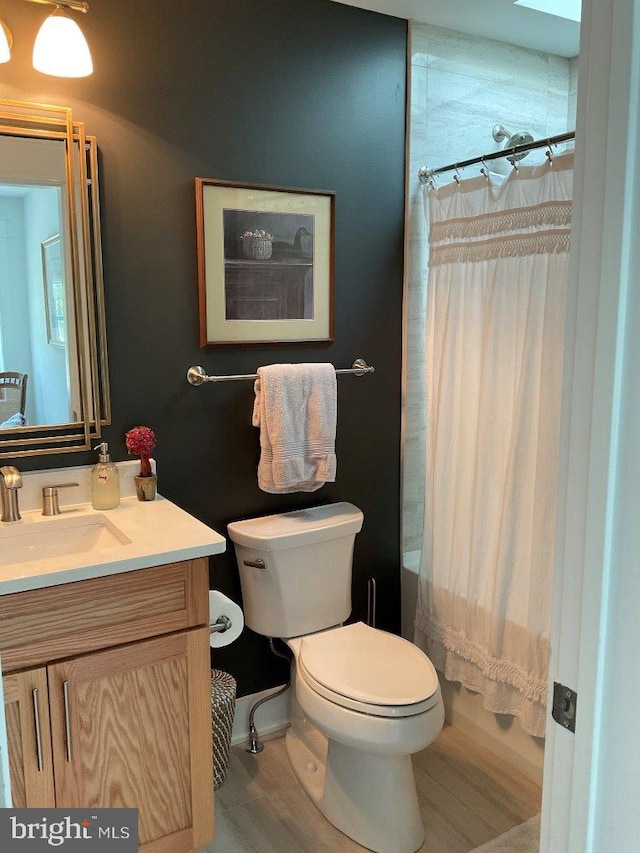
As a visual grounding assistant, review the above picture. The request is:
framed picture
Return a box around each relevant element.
[195,178,335,345]
[41,234,66,348]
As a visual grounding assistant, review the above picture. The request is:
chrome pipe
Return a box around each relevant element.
[245,640,291,754]
[367,577,377,629]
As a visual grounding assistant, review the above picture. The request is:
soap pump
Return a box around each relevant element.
[91,441,120,510]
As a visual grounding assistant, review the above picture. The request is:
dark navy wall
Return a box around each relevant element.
[2,0,407,697]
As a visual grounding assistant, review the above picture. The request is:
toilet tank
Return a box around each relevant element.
[228,502,364,639]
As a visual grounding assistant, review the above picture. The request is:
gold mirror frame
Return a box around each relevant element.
[0,99,110,458]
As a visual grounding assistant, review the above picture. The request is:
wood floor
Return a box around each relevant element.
[203,724,541,853]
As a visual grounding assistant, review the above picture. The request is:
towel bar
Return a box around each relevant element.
[186,358,375,385]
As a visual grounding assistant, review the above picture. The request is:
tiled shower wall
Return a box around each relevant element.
[402,23,578,557]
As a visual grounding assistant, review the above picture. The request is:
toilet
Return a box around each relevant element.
[228,502,444,853]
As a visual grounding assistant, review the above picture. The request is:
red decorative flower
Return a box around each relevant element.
[125,426,156,477]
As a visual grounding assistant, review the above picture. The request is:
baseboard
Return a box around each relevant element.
[231,685,291,747]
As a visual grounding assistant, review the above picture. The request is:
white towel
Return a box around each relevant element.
[252,363,337,493]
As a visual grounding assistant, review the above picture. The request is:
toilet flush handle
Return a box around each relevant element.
[243,558,266,570]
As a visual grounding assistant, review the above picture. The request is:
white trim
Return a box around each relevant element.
[231,685,291,747]
[542,0,640,849]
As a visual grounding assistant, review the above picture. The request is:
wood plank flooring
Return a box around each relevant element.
[203,724,541,853]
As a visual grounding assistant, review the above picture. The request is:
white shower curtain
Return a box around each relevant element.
[414,153,573,738]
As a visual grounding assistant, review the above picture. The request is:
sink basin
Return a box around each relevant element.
[0,514,132,568]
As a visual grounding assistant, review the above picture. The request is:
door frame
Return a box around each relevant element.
[542,0,640,849]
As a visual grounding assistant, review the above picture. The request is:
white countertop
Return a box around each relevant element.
[0,460,226,596]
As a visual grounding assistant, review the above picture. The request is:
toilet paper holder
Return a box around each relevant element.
[210,615,232,634]
[208,590,244,647]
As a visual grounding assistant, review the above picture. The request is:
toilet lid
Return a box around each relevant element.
[298,622,439,710]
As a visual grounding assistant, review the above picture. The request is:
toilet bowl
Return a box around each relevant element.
[284,622,444,853]
[227,503,444,853]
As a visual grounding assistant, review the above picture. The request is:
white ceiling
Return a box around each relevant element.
[330,0,581,58]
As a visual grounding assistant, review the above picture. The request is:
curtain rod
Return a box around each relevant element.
[418,130,576,184]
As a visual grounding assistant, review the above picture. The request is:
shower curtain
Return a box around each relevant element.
[414,153,573,738]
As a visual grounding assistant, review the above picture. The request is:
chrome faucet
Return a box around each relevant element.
[0,465,22,522]
[41,482,79,516]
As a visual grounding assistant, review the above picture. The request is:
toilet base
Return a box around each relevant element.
[286,727,425,853]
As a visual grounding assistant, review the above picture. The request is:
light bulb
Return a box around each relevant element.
[33,11,93,78]
[0,19,12,64]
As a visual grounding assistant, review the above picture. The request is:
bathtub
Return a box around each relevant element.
[401,549,544,784]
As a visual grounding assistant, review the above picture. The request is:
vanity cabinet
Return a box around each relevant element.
[3,667,55,808]
[1,558,214,853]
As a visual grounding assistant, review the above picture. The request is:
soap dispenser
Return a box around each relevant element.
[91,442,120,510]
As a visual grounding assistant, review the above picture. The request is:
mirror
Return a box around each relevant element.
[0,100,110,458]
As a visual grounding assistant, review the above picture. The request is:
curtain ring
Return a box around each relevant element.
[511,157,519,173]
[453,165,462,184]
[480,157,491,179]
[546,142,554,165]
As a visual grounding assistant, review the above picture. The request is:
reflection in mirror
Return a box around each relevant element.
[0,100,109,458]
[0,138,78,428]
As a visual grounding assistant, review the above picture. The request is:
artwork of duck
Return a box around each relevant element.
[273,226,313,259]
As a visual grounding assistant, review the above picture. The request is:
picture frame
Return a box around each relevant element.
[195,178,335,346]
[41,234,66,348]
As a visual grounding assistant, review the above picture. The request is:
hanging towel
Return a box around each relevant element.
[252,363,337,493]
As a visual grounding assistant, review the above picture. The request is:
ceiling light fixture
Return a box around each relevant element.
[30,0,92,77]
[12,0,93,77]
[0,18,13,64]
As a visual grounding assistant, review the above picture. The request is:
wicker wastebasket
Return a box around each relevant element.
[210,669,237,789]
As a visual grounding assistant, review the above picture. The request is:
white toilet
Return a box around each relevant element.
[228,502,444,853]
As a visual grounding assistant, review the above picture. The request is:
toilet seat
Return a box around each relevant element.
[296,622,441,718]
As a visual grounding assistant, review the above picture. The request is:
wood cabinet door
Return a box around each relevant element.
[48,629,214,853]
[3,668,55,807]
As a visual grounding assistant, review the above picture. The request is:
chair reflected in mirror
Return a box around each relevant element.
[0,372,28,428]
